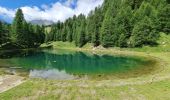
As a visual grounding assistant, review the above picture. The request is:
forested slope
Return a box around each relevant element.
[46,0,170,48]
[0,0,170,49]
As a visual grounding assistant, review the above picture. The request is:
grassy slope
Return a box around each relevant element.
[1,78,170,100]
[0,33,170,100]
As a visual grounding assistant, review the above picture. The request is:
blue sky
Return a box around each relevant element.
[0,0,76,9]
[0,0,103,22]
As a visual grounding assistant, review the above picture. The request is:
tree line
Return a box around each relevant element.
[0,0,170,49]
[0,9,45,49]
[46,0,170,48]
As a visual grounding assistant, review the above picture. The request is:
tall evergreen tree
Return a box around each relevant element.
[72,15,77,41]
[130,17,159,47]
[159,4,170,34]
[34,25,45,46]
[76,14,86,47]
[11,9,25,45]
[91,7,103,47]
[50,24,57,41]
[124,0,144,9]
[132,1,158,25]
[0,21,4,45]
[0,22,9,45]
[114,6,133,47]
[100,0,121,47]
[86,11,95,43]
[61,24,67,42]
[66,18,73,42]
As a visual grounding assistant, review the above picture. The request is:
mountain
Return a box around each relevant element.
[30,20,54,25]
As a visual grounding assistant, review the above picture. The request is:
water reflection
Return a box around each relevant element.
[0,49,155,79]
[29,69,75,80]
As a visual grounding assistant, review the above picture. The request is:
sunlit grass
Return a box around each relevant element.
[1,78,170,100]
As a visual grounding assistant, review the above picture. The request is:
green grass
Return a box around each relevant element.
[41,32,170,53]
[1,78,170,100]
[0,33,170,100]
[41,41,77,50]
[125,33,170,52]
[0,69,5,75]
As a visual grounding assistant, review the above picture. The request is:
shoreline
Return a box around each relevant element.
[0,43,169,95]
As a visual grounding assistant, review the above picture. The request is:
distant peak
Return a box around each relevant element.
[30,19,54,25]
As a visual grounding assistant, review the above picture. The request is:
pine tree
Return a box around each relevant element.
[66,25,72,42]
[72,15,77,41]
[130,17,159,47]
[0,21,11,48]
[34,25,45,46]
[22,21,30,47]
[61,24,67,42]
[100,0,121,47]
[0,21,4,45]
[159,4,170,34]
[77,20,86,47]
[66,18,73,42]
[11,9,25,45]
[114,6,133,47]
[86,11,95,43]
[76,14,86,47]
[50,24,57,41]
[124,0,144,9]
[91,7,103,47]
[132,1,158,25]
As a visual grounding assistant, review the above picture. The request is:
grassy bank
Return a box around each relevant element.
[0,33,170,100]
[1,78,170,100]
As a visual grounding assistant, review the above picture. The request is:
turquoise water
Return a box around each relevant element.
[0,49,156,80]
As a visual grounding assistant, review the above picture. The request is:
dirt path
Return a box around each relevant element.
[0,75,25,93]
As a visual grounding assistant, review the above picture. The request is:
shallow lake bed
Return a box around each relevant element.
[0,49,158,80]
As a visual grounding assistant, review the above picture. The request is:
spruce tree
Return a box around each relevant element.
[66,18,73,42]
[76,14,86,47]
[61,24,67,42]
[72,15,77,41]
[130,17,159,47]
[86,11,95,43]
[114,6,133,47]
[0,22,10,48]
[159,4,170,34]
[100,0,121,47]
[132,1,158,25]
[0,21,4,45]
[34,25,45,46]
[124,0,144,9]
[50,24,57,41]
[91,7,103,47]
[77,20,86,47]
[11,9,25,45]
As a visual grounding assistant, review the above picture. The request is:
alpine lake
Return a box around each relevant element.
[0,49,157,80]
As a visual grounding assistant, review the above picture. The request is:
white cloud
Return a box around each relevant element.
[0,0,103,22]
[75,0,104,16]
[0,6,15,18]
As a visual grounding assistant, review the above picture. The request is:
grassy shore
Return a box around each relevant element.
[0,33,170,100]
